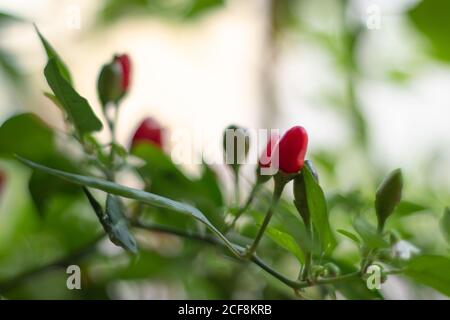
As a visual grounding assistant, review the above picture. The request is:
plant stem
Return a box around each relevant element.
[0,220,370,294]
[106,103,119,179]
[245,177,285,258]
[301,225,313,281]
[233,168,240,207]
[225,182,260,233]
[132,221,363,291]
[246,197,278,256]
[132,221,299,287]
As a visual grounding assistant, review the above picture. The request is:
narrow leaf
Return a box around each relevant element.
[44,58,103,136]
[29,155,81,215]
[0,12,23,24]
[337,229,361,244]
[266,227,304,263]
[83,188,137,253]
[18,157,242,257]
[302,164,336,253]
[0,113,54,161]
[353,217,389,249]
[440,207,450,244]
[43,91,63,110]
[105,195,138,253]
[375,169,403,231]
[405,255,450,297]
[82,187,105,220]
[395,201,427,217]
[35,24,72,84]
[0,47,23,85]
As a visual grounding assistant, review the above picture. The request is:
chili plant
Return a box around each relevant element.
[0,26,449,300]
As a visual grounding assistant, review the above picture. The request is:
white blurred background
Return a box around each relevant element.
[1,0,450,184]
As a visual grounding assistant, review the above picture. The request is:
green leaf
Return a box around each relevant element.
[29,155,81,215]
[273,199,314,255]
[408,1,450,63]
[40,193,100,246]
[18,157,241,257]
[105,195,138,253]
[133,144,225,229]
[198,164,223,208]
[0,12,24,29]
[266,227,304,263]
[0,113,55,161]
[184,0,225,19]
[99,0,224,24]
[43,92,63,110]
[0,47,23,85]
[405,255,450,297]
[301,164,336,253]
[44,58,103,137]
[440,207,450,244]
[83,188,137,253]
[337,229,361,244]
[34,24,72,84]
[97,62,123,107]
[395,201,427,217]
[353,217,389,249]
[132,144,191,188]
[83,187,104,219]
[375,169,403,231]
[0,114,83,217]
[328,190,367,213]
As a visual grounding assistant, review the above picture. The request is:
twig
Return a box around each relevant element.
[132,221,363,291]
[225,182,260,233]
[0,220,365,295]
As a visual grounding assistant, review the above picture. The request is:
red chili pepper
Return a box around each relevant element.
[98,54,132,107]
[259,133,279,168]
[275,126,308,174]
[131,117,164,149]
[114,54,131,92]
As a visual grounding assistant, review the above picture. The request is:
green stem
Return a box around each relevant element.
[132,221,301,288]
[225,182,260,233]
[360,247,375,273]
[245,176,285,257]
[301,225,313,281]
[106,103,119,177]
[0,219,372,294]
[233,168,240,207]
[132,221,363,290]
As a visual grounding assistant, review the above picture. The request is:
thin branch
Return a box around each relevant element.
[132,221,364,291]
[0,220,365,295]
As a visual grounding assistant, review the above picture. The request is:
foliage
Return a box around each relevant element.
[98,0,225,24]
[1,1,450,300]
[0,12,24,87]
[408,0,450,63]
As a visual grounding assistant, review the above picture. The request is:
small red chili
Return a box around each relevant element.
[131,117,164,149]
[274,126,308,174]
[114,54,131,92]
